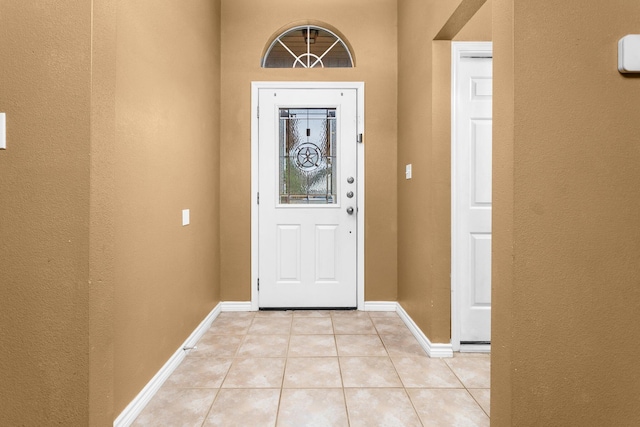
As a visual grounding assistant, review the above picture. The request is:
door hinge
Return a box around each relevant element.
[257,192,260,204]
[357,133,363,144]
[257,106,259,118]
[257,278,260,291]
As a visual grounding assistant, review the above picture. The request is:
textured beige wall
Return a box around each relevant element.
[397,0,490,342]
[0,1,92,425]
[492,0,640,424]
[90,2,117,424]
[0,1,222,423]
[491,0,514,423]
[111,0,222,415]
[220,0,398,302]
[454,0,492,41]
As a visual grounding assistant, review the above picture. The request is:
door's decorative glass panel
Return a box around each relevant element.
[262,25,354,68]
[294,143,322,171]
[279,108,337,204]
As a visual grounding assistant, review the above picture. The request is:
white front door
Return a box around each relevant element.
[257,87,359,308]
[452,43,493,347]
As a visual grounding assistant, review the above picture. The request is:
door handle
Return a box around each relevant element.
[346,207,354,215]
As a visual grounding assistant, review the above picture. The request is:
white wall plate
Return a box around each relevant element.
[618,35,640,73]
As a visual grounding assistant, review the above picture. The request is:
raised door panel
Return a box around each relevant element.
[276,225,301,283]
[470,233,491,306]
[315,225,338,282]
[471,120,492,207]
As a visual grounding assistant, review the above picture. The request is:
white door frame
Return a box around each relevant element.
[451,42,492,352]
[251,81,365,311]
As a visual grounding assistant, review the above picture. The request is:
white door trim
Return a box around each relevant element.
[251,81,365,311]
[451,43,492,351]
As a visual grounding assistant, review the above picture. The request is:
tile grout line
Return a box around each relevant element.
[197,314,252,426]
[374,312,425,427]
[467,388,490,419]
[274,318,293,427]
[336,316,351,427]
[198,387,220,427]
[442,358,491,420]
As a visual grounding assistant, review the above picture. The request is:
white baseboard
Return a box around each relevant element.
[395,303,454,358]
[363,301,398,311]
[113,303,222,427]
[220,301,253,312]
[364,301,454,357]
[460,343,491,353]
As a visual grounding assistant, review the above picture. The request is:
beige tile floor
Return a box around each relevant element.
[133,310,490,427]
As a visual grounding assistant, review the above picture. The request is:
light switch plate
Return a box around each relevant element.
[182,209,190,226]
[618,35,640,73]
[0,113,6,150]
[405,164,412,180]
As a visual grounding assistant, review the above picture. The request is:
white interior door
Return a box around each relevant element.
[452,43,493,347]
[258,88,358,308]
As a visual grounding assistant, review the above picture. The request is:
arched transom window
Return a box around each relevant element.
[262,25,354,68]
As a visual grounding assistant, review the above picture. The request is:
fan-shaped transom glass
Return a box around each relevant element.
[262,25,354,68]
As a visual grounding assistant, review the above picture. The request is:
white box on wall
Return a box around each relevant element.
[0,113,6,150]
[618,35,640,73]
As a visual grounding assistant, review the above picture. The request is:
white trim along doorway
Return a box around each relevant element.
[251,82,365,311]
[451,42,493,352]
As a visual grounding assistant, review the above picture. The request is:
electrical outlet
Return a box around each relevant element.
[405,164,412,180]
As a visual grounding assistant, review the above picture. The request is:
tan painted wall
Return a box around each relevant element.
[220,0,398,302]
[491,1,514,423]
[0,2,92,425]
[397,0,491,342]
[90,2,118,423]
[492,0,640,424]
[111,0,222,416]
[454,0,492,41]
[0,1,221,423]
